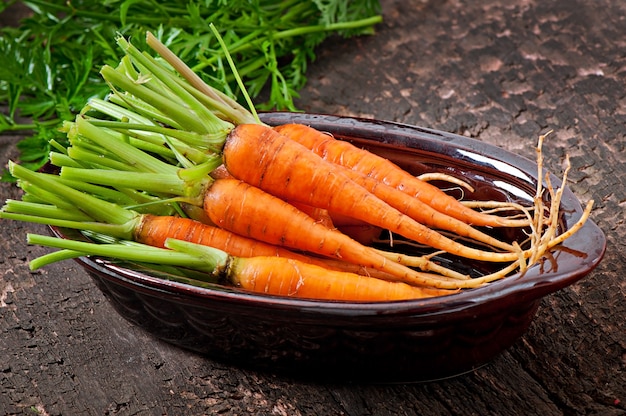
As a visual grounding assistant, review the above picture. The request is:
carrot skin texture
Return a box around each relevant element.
[288,201,335,228]
[203,178,452,282]
[228,256,451,301]
[335,166,516,251]
[134,214,401,280]
[135,214,322,264]
[274,123,527,228]
[223,124,519,262]
[336,224,383,245]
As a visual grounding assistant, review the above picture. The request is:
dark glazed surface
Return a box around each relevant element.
[1,0,624,414]
[46,114,604,383]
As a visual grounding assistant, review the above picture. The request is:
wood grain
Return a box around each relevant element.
[1,0,624,414]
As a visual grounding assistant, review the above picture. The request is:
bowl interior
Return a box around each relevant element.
[52,113,606,382]
[59,112,605,315]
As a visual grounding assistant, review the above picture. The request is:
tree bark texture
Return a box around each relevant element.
[1,0,624,415]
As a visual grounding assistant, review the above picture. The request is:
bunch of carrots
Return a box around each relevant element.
[0,28,594,302]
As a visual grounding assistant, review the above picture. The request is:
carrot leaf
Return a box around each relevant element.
[26,233,217,273]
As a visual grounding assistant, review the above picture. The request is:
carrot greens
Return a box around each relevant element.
[0,22,594,301]
[0,0,382,179]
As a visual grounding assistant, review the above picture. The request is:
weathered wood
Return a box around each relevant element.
[1,0,624,414]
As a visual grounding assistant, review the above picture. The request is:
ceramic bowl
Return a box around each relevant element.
[52,113,605,382]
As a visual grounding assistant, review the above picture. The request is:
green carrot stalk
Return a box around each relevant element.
[1,158,208,237]
[85,96,214,166]
[60,167,205,202]
[27,234,222,274]
[69,117,180,175]
[64,147,141,172]
[4,162,139,234]
[87,120,225,155]
[101,43,235,137]
[95,34,258,155]
[3,200,93,222]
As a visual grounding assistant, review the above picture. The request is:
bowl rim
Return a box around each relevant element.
[56,113,606,319]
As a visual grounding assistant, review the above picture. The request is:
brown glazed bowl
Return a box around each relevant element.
[52,113,606,383]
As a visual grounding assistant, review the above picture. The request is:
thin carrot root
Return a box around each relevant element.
[417,172,476,193]
[375,249,470,280]
[459,200,539,227]
[424,132,594,289]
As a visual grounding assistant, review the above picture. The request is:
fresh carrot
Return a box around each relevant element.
[136,214,405,279]
[0,163,334,268]
[227,255,449,301]
[97,35,525,259]
[274,123,530,228]
[223,123,524,263]
[1,32,594,298]
[56,114,473,281]
[53,164,470,284]
[25,234,452,301]
[140,33,532,248]
[134,213,402,281]
[5,161,465,287]
[332,161,519,251]
[83,35,592,286]
[202,178,470,284]
[286,201,336,229]
[135,214,324,263]
[139,31,560,259]
[113,36,529,236]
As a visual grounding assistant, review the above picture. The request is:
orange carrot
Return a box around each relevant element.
[227,255,451,301]
[134,213,396,278]
[5,161,411,282]
[138,213,382,273]
[135,214,317,261]
[203,178,472,286]
[329,163,517,251]
[274,123,530,228]
[287,201,336,229]
[28,231,451,301]
[139,213,459,283]
[222,124,522,263]
[296,206,385,243]
[335,223,383,245]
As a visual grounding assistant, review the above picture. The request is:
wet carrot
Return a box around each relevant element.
[274,123,530,228]
[222,124,522,263]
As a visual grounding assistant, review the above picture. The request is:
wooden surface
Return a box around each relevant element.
[1,0,624,414]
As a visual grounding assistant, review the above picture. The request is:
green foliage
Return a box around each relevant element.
[0,0,382,180]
